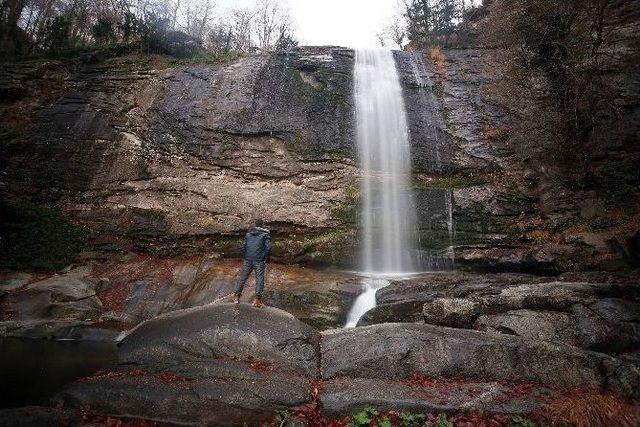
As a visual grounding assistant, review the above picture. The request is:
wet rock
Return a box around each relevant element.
[319,377,558,417]
[0,319,118,340]
[589,298,640,323]
[265,288,353,330]
[358,300,425,326]
[90,255,358,327]
[475,309,578,344]
[0,272,32,291]
[422,281,619,328]
[3,274,102,321]
[0,406,74,427]
[320,323,640,398]
[54,360,311,426]
[119,303,321,376]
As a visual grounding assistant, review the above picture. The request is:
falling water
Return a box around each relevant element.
[355,49,418,275]
[345,49,419,327]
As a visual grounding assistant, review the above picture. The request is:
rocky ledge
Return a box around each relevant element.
[0,253,361,338]
[360,271,640,363]
[1,302,624,425]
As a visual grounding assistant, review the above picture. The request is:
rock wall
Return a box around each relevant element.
[1,48,359,265]
[1,45,638,271]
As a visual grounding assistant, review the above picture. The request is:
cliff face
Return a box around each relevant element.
[1,46,638,271]
[1,48,359,265]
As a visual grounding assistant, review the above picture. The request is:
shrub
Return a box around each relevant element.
[0,198,85,271]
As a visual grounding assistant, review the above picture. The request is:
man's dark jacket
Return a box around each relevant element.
[241,227,272,262]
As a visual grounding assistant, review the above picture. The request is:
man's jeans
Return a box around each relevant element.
[234,260,266,297]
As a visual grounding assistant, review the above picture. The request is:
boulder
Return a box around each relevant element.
[422,281,618,328]
[0,272,32,291]
[119,303,321,376]
[54,360,312,426]
[474,309,578,345]
[589,298,640,323]
[3,274,102,321]
[358,301,425,326]
[320,323,640,398]
[0,319,118,340]
[0,406,74,427]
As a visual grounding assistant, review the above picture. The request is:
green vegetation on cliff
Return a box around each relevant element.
[0,199,85,271]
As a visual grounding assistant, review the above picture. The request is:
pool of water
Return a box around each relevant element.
[0,337,117,408]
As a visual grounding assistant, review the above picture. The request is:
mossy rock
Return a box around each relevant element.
[414,173,486,189]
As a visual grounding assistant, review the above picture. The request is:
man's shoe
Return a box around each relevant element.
[252,296,264,308]
[233,294,241,304]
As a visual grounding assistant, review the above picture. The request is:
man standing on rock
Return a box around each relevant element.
[233,220,272,307]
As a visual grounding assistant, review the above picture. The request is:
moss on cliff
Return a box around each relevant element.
[415,172,486,189]
[0,199,85,271]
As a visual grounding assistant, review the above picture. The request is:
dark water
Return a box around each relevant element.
[0,337,117,408]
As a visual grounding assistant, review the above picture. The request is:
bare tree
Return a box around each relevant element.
[253,0,292,51]
[230,7,253,52]
[384,15,407,48]
[183,0,214,40]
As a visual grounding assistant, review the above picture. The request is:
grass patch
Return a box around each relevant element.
[0,199,85,271]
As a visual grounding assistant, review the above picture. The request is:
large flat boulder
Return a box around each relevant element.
[53,360,312,426]
[320,323,640,398]
[119,303,321,376]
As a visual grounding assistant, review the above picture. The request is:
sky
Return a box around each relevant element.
[217,0,401,48]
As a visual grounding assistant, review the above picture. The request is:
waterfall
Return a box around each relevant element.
[345,49,418,328]
[355,49,418,275]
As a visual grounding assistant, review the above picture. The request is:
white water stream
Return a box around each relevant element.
[345,49,419,327]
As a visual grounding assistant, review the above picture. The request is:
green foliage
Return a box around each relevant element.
[0,199,85,271]
[351,406,378,426]
[378,416,393,427]
[435,414,453,427]
[92,18,116,44]
[400,410,426,427]
[414,173,486,189]
[276,409,292,422]
[510,414,536,427]
[44,16,72,55]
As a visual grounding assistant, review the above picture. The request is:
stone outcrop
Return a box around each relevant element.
[320,323,640,398]
[55,360,312,426]
[48,301,640,425]
[421,280,640,354]
[359,272,640,361]
[118,304,321,375]
[0,253,360,337]
[2,269,102,321]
